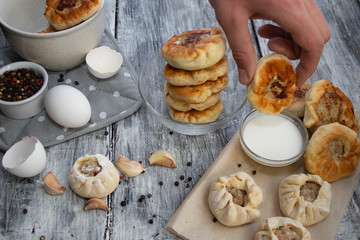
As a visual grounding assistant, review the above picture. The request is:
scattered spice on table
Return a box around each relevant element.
[74,81,79,85]
[174,181,179,186]
[186,162,192,167]
[159,181,163,186]
[187,177,192,182]
[0,68,44,102]
[148,219,154,224]
[40,236,46,240]
[180,175,185,180]
[212,217,217,223]
[147,194,152,198]
[252,170,257,175]
[237,163,242,168]
[169,131,173,135]
[120,201,126,207]
[27,178,33,184]
[185,183,190,188]
[23,209,28,214]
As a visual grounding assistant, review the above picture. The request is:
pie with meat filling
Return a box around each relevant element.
[285,83,311,118]
[165,74,228,104]
[247,54,297,114]
[163,56,229,86]
[303,79,359,132]
[208,171,263,226]
[161,27,227,70]
[68,154,119,198]
[279,173,331,226]
[45,0,102,30]
[168,99,223,123]
[164,83,221,112]
[304,122,360,182]
[255,217,311,240]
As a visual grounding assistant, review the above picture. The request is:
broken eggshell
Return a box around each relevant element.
[86,46,123,79]
[2,137,46,177]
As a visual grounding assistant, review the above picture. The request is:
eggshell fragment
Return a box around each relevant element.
[2,137,46,177]
[86,46,123,79]
[45,85,91,128]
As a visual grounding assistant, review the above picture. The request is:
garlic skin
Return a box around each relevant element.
[115,155,144,177]
[84,198,109,212]
[43,171,66,195]
[149,150,176,168]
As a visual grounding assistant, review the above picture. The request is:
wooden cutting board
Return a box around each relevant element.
[165,129,360,240]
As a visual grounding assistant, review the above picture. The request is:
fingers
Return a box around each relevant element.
[303,0,331,43]
[210,0,258,85]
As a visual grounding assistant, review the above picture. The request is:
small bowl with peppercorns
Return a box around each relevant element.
[0,61,48,119]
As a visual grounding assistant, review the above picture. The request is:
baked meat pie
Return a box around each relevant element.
[45,0,102,30]
[163,56,229,86]
[161,27,227,70]
[165,74,228,104]
[168,99,223,123]
[304,122,360,182]
[279,173,331,226]
[285,83,311,118]
[255,217,311,240]
[208,171,263,226]
[69,154,119,198]
[303,79,359,132]
[247,54,297,114]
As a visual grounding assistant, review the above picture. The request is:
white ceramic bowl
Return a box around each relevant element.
[239,110,309,167]
[138,52,247,135]
[0,61,48,119]
[0,0,105,71]
[86,46,123,79]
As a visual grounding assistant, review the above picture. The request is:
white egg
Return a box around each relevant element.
[2,137,46,177]
[45,85,91,128]
[86,46,123,79]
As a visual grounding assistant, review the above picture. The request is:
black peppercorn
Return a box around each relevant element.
[174,181,179,186]
[120,201,126,207]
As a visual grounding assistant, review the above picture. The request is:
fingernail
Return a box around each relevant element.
[238,68,250,85]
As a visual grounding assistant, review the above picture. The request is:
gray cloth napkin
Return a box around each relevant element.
[0,29,142,152]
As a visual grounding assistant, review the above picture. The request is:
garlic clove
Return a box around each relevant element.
[84,198,109,212]
[115,155,144,177]
[149,150,176,168]
[43,171,66,195]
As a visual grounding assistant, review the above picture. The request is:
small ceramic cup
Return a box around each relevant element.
[0,61,48,119]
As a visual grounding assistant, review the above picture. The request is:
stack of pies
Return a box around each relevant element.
[161,27,228,123]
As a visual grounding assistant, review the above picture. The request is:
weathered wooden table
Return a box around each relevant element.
[1,0,359,239]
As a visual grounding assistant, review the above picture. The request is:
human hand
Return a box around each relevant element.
[209,0,331,86]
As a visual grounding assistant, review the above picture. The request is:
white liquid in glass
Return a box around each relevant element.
[243,114,304,160]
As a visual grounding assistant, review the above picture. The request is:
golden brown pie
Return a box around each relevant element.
[247,54,297,114]
[164,83,221,111]
[279,173,331,226]
[208,171,263,226]
[68,154,119,198]
[45,0,102,30]
[163,56,229,86]
[303,80,359,132]
[161,27,227,70]
[304,122,360,182]
[255,217,311,240]
[166,74,228,104]
[168,99,223,123]
[285,83,311,118]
